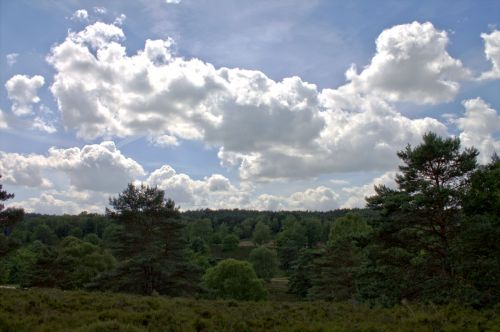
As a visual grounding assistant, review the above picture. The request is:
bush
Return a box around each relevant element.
[222,234,239,252]
[249,247,278,281]
[203,259,267,300]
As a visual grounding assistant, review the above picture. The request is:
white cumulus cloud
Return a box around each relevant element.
[479,30,500,80]
[145,165,249,210]
[252,186,340,211]
[46,22,451,181]
[344,21,469,104]
[0,141,145,193]
[456,98,500,163]
[5,75,45,116]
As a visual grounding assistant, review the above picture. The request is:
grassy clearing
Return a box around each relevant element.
[0,288,498,331]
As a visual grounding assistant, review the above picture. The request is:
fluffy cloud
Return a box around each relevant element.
[148,134,179,147]
[0,151,52,188]
[71,9,88,22]
[480,30,500,80]
[165,0,181,4]
[456,98,500,163]
[14,190,104,215]
[49,141,145,192]
[253,186,340,211]
[344,22,468,104]
[145,165,249,209]
[0,142,145,192]
[341,171,397,209]
[5,75,45,116]
[47,22,451,181]
[6,53,18,66]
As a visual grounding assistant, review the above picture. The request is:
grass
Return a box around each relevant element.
[0,288,499,331]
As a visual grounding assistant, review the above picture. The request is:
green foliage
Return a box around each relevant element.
[210,232,222,245]
[68,226,83,238]
[190,236,208,254]
[364,132,487,306]
[304,217,322,247]
[0,247,36,284]
[203,259,267,300]
[188,218,213,242]
[33,224,57,245]
[222,234,239,252]
[252,220,271,245]
[450,215,500,307]
[463,156,500,217]
[24,236,116,289]
[97,184,199,296]
[309,239,366,301]
[56,236,116,289]
[295,215,371,300]
[2,288,498,331]
[83,233,101,246]
[249,246,278,281]
[288,248,318,298]
[0,176,24,257]
[276,220,307,271]
[328,213,372,245]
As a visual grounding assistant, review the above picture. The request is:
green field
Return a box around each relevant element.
[0,288,498,331]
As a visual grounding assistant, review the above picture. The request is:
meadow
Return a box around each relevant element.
[0,287,499,331]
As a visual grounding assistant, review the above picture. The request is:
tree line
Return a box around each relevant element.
[0,132,498,307]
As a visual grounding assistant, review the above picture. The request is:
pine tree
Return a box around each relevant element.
[95,184,199,295]
[366,132,479,303]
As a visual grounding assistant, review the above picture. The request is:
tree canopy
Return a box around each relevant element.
[203,259,267,301]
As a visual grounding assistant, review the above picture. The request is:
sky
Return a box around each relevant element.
[0,0,499,214]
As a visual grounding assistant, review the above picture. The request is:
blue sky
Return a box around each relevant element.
[1,0,499,214]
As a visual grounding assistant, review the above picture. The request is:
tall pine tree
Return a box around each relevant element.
[365,132,479,303]
[94,184,199,295]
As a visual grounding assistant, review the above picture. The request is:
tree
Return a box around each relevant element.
[33,224,57,245]
[222,234,239,252]
[249,246,278,281]
[450,157,500,307]
[252,221,271,245]
[288,248,319,298]
[0,175,24,257]
[306,214,372,301]
[366,132,479,303]
[328,213,372,245]
[190,237,208,254]
[462,154,499,217]
[97,184,199,295]
[276,220,307,271]
[188,219,213,242]
[304,217,322,248]
[24,236,116,289]
[203,259,267,300]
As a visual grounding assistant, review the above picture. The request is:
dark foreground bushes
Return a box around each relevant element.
[0,288,498,331]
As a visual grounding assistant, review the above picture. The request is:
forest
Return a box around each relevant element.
[0,132,499,331]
